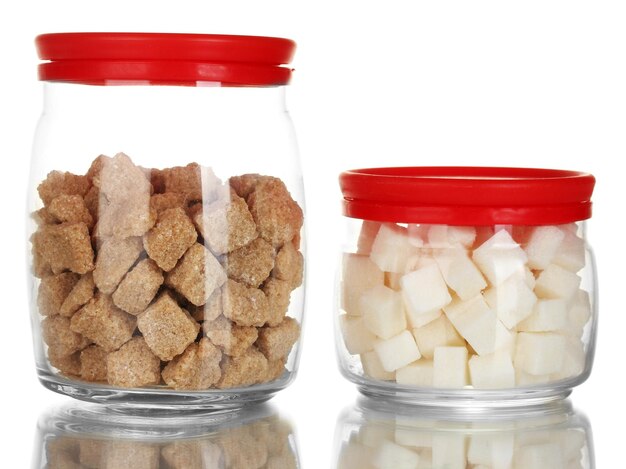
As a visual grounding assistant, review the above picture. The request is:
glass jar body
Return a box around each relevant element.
[28,82,306,408]
[335,218,596,406]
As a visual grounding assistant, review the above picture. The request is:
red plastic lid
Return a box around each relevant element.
[340,167,596,225]
[36,33,296,86]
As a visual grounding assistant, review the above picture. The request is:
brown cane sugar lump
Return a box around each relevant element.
[166,243,227,306]
[86,154,112,182]
[137,293,200,361]
[218,424,269,469]
[161,338,222,390]
[48,348,82,377]
[38,272,79,316]
[149,192,187,214]
[204,316,259,357]
[80,345,108,382]
[256,317,300,362]
[193,194,258,255]
[37,170,90,207]
[225,237,275,288]
[217,347,269,389]
[83,185,107,221]
[97,194,157,239]
[222,279,270,327]
[247,177,303,248]
[78,439,105,468]
[47,439,82,469]
[148,167,166,194]
[48,194,94,228]
[161,162,221,201]
[60,273,95,317]
[267,452,298,469]
[99,440,160,469]
[143,207,197,271]
[92,152,151,203]
[263,278,292,327]
[42,316,91,357]
[229,173,263,200]
[112,259,164,315]
[273,242,304,289]
[190,289,222,322]
[70,293,136,352]
[32,222,95,275]
[32,207,57,226]
[93,237,143,294]
[107,337,161,388]
[263,357,287,383]
[161,440,224,469]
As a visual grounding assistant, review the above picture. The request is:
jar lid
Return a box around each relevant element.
[339,167,595,225]
[35,33,295,86]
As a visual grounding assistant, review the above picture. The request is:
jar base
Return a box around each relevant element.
[38,368,288,411]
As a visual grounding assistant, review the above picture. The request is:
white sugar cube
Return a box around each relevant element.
[468,433,514,469]
[407,224,428,247]
[524,226,566,270]
[401,264,452,324]
[559,428,586,461]
[469,352,515,389]
[372,441,420,469]
[566,289,592,337]
[535,264,581,301]
[375,331,422,372]
[404,253,437,273]
[427,225,476,248]
[396,360,434,387]
[515,442,564,469]
[473,226,495,248]
[409,309,443,328]
[337,442,376,469]
[516,368,551,386]
[416,449,433,469]
[514,332,566,375]
[553,228,586,272]
[361,350,396,381]
[342,253,384,316]
[433,247,487,300]
[370,224,418,273]
[395,422,434,448]
[359,425,395,447]
[483,275,537,328]
[412,314,464,359]
[360,285,407,339]
[518,299,567,332]
[357,221,382,255]
[340,315,377,355]
[433,346,468,388]
[551,336,585,381]
[432,434,467,469]
[472,229,528,286]
[385,272,403,291]
[443,295,513,356]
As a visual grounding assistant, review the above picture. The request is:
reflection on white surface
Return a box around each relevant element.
[33,403,299,468]
[334,398,594,469]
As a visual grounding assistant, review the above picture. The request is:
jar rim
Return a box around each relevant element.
[339,166,595,225]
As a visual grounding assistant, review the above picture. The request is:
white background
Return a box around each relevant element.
[1,1,626,467]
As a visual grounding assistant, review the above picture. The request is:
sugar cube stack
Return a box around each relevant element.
[340,221,592,389]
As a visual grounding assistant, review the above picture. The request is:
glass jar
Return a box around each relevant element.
[34,403,299,468]
[28,33,305,408]
[336,167,596,406]
[334,398,594,469]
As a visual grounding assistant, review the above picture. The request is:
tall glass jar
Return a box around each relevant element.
[336,167,596,406]
[28,33,306,408]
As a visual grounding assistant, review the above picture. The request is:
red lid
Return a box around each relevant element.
[36,33,296,86]
[339,167,596,225]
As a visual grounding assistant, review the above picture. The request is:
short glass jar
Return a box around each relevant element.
[336,167,596,406]
[28,33,305,408]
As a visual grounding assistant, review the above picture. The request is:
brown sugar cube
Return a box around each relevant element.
[37,170,90,207]
[217,347,269,389]
[80,345,108,382]
[222,279,270,327]
[161,338,222,390]
[189,289,222,322]
[143,207,197,271]
[48,348,82,377]
[100,440,160,469]
[263,278,292,327]
[166,243,227,306]
[162,162,221,201]
[32,207,57,226]
[264,357,287,383]
[92,152,151,203]
[273,242,304,289]
[193,194,257,255]
[47,439,82,469]
[93,237,143,294]
[42,316,90,357]
[31,239,53,278]
[32,222,95,275]
[137,293,200,361]
[218,424,269,468]
[83,185,107,221]
[38,272,79,316]
[204,316,259,357]
[112,259,164,315]
[246,177,303,248]
[107,337,161,388]
[149,192,187,214]
[161,441,224,469]
[60,273,95,317]
[229,174,263,199]
[48,194,94,228]
[267,452,298,469]
[86,154,112,182]
[148,167,166,193]
[70,293,136,352]
[256,317,300,362]
[97,194,157,239]
[225,237,275,287]
[78,439,105,468]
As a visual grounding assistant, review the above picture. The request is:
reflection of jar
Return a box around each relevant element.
[34,403,299,468]
[28,33,305,407]
[336,167,597,405]
[334,398,594,469]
